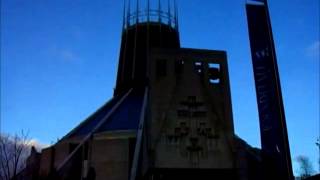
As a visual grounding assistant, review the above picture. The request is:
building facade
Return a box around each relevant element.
[26,1,271,180]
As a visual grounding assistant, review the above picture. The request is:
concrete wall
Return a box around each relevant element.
[53,141,70,169]
[90,132,135,180]
[39,147,54,177]
[148,48,236,169]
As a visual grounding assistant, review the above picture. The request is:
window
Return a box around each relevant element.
[208,63,220,84]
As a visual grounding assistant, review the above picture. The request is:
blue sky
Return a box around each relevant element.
[1,0,319,175]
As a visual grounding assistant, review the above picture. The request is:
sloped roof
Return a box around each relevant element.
[62,89,144,139]
[96,90,144,132]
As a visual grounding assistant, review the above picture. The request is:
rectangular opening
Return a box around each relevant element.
[208,63,220,84]
[209,79,220,84]
[208,63,220,69]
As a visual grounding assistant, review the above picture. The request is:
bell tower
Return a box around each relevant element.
[144,48,237,179]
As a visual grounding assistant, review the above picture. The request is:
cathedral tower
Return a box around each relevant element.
[115,0,180,95]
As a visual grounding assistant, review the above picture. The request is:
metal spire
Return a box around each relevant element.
[127,0,131,26]
[147,0,150,22]
[168,0,171,26]
[122,0,127,30]
[158,0,162,23]
[136,0,139,23]
[174,0,179,30]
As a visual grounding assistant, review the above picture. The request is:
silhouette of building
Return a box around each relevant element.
[22,1,293,180]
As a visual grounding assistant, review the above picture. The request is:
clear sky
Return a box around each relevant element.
[1,0,319,175]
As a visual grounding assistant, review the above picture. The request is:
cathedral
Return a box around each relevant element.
[22,1,293,180]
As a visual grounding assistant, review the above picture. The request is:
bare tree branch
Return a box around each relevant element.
[0,131,31,180]
[0,134,12,180]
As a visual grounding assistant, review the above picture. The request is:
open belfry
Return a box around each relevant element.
[31,0,293,180]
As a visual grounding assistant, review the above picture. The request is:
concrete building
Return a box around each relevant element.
[26,1,267,180]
